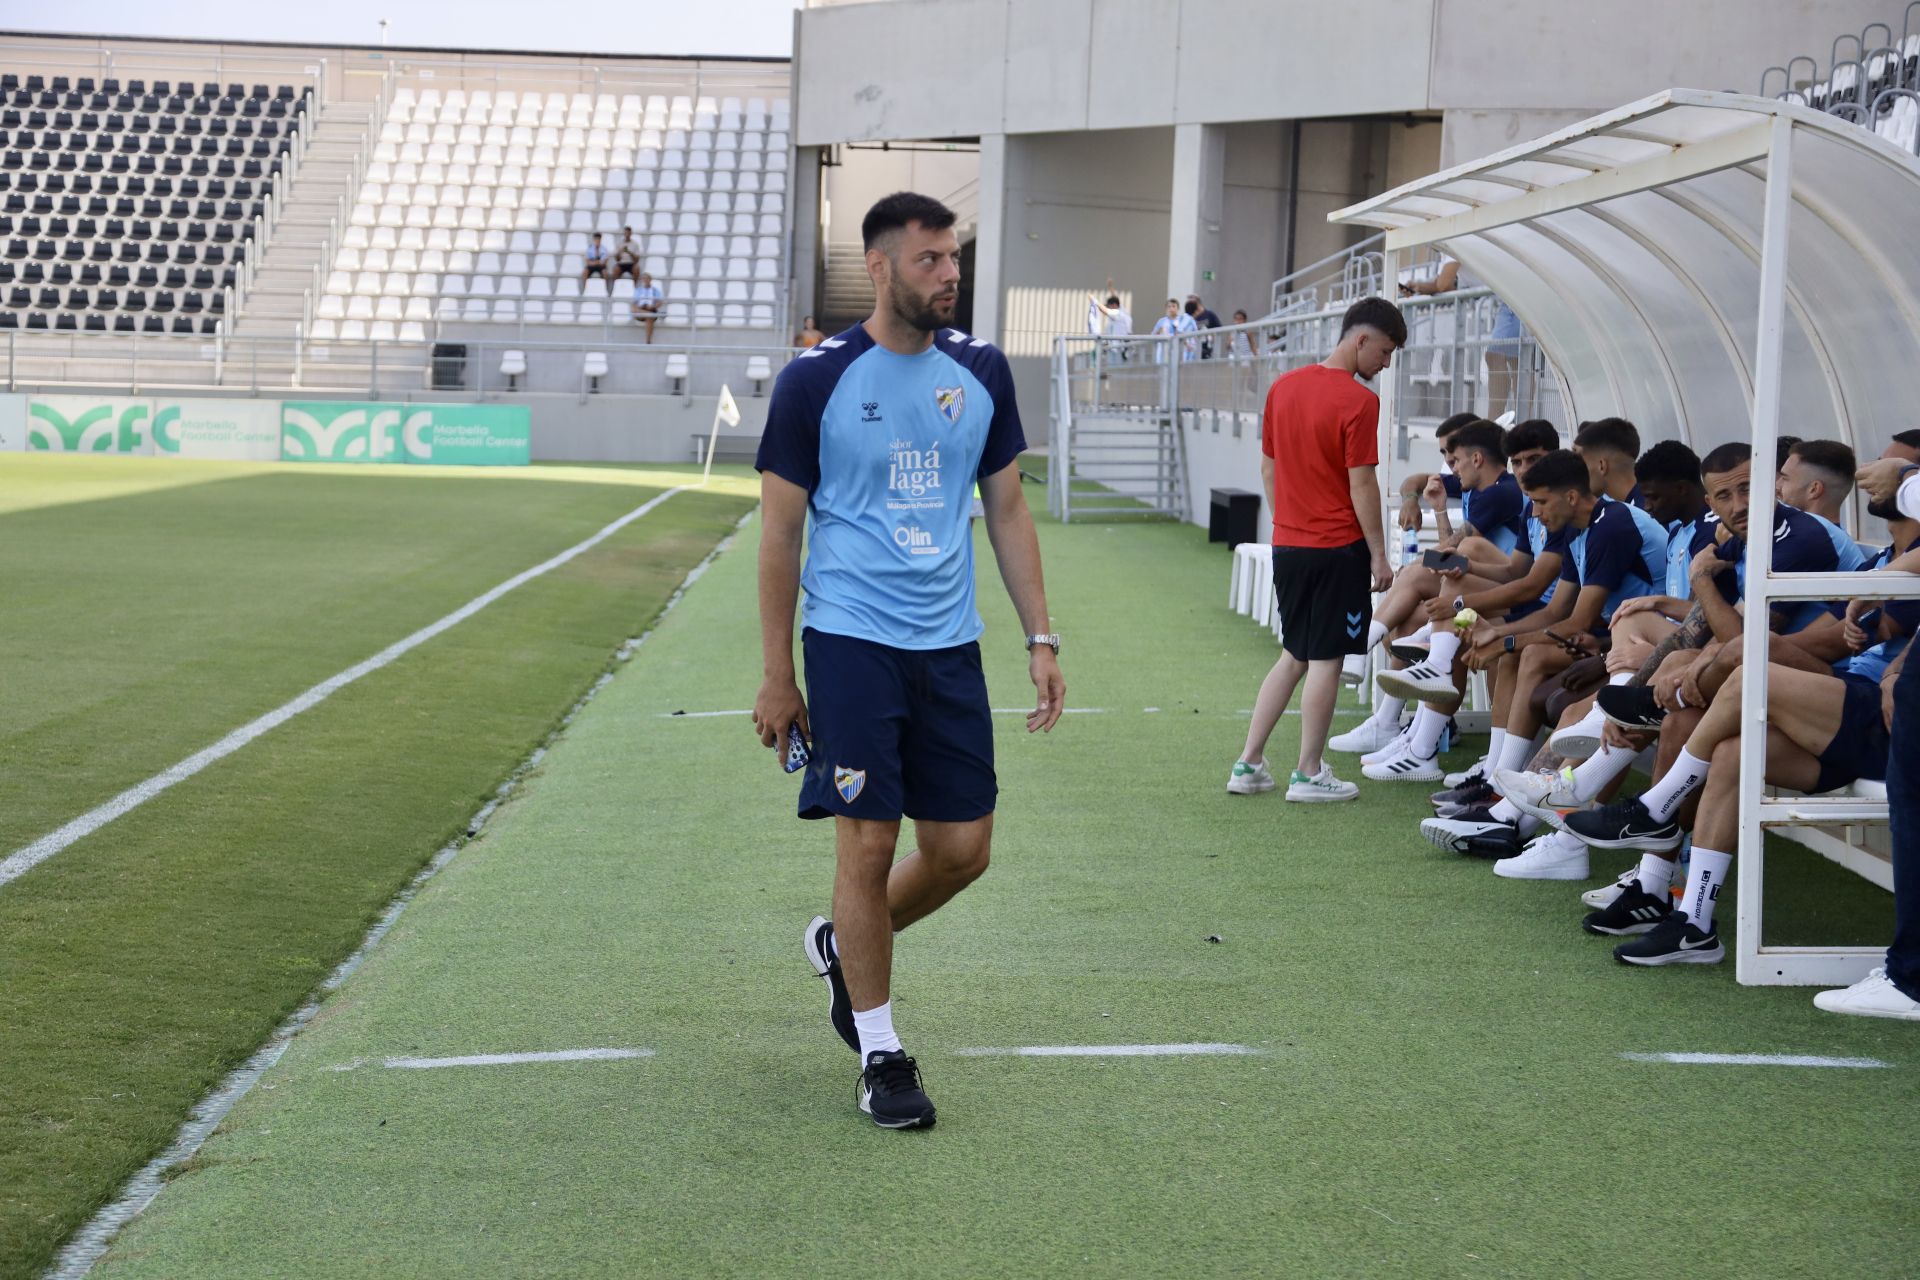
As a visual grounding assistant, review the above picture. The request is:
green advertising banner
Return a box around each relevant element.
[280,402,529,466]
[25,396,155,453]
[154,398,284,461]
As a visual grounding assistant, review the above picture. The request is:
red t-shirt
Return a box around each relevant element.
[1261,364,1379,548]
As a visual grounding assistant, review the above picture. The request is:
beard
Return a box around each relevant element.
[888,275,954,333]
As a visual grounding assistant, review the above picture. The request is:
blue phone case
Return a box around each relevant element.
[783,722,809,774]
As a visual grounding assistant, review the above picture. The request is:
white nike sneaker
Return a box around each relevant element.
[1330,716,1404,755]
[1285,765,1359,803]
[1374,661,1459,704]
[1340,652,1369,687]
[1226,760,1275,795]
[1362,743,1443,782]
[1361,724,1417,766]
[1581,866,1640,910]
[1494,766,1585,828]
[1444,759,1489,789]
[1812,967,1920,1021]
[1494,831,1590,881]
[1549,714,1606,760]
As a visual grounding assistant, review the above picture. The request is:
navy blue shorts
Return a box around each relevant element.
[798,628,997,823]
[1814,673,1892,794]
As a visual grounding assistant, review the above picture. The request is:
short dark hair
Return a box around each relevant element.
[1106,295,1121,307]
[1634,439,1704,488]
[1573,416,1639,459]
[1450,420,1507,465]
[1789,439,1858,483]
[1184,299,1199,315]
[1521,449,1591,495]
[861,191,957,251]
[1775,435,1801,472]
[1339,297,1407,346]
[591,231,602,239]
[1505,418,1559,456]
[1893,428,1920,449]
[1700,441,1753,479]
[1436,411,1480,441]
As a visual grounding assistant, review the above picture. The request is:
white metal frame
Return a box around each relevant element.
[1332,90,1920,986]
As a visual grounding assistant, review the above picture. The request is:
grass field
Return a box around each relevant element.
[0,456,757,1279]
[17,468,1907,1278]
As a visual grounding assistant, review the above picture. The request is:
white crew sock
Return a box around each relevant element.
[1641,748,1711,823]
[853,1001,903,1059]
[1424,630,1463,675]
[1406,620,1433,645]
[1561,673,1637,742]
[1635,851,1676,896]
[1366,620,1389,652]
[1371,693,1408,729]
[1487,728,1509,773]
[1496,731,1534,776]
[1571,742,1635,803]
[1679,846,1733,930]
[1408,704,1448,757]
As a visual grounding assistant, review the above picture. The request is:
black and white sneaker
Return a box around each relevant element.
[1581,882,1674,936]
[1419,811,1522,859]
[803,916,859,1054]
[1430,776,1497,810]
[1598,685,1667,730]
[1613,914,1724,966]
[858,1050,937,1129]
[1375,661,1459,704]
[1564,797,1682,851]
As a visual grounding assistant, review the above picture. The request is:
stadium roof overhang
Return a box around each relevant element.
[1330,88,1920,463]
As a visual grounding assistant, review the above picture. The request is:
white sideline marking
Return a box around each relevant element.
[656,706,1111,718]
[47,510,750,1280]
[991,707,1105,715]
[954,1042,1261,1058]
[1620,1052,1891,1069]
[375,1047,651,1071]
[1,487,688,892]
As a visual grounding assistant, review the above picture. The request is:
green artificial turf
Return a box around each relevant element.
[0,457,755,1279]
[87,478,1917,1279]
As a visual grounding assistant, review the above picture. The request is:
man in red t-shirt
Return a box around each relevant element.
[1228,297,1403,802]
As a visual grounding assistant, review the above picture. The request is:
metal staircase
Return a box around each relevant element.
[1047,340,1188,521]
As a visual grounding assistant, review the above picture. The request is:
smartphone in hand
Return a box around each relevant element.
[1422,550,1470,575]
[783,722,810,774]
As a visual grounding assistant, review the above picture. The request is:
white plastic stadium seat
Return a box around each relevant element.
[500,348,527,388]
[584,350,609,392]
[746,354,773,394]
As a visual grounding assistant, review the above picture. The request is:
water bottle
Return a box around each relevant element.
[1401,525,1419,567]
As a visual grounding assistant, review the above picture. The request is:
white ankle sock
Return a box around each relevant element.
[1372,694,1407,729]
[1635,852,1675,896]
[1366,620,1388,651]
[1408,705,1448,757]
[1487,728,1508,772]
[1425,630,1462,674]
[1641,748,1710,823]
[853,1001,903,1059]
[1679,847,1733,930]
[1571,743,1635,803]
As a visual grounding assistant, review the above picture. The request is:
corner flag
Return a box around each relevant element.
[701,383,743,487]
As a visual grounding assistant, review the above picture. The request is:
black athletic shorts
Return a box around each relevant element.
[1271,538,1372,662]
[1813,673,1891,794]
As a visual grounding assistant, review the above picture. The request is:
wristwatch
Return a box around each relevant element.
[1452,594,1466,612]
[1025,633,1061,654]
[1503,635,1516,653]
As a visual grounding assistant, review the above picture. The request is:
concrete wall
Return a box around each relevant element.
[795,0,1892,143]
[527,393,773,463]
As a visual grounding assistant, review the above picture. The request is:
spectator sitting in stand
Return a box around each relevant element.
[629,270,663,343]
[610,227,642,282]
[581,233,612,285]
[795,315,826,348]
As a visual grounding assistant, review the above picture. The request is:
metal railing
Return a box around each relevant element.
[1054,288,1564,520]
[1,46,328,105]
[1758,4,1920,153]
[2,329,795,401]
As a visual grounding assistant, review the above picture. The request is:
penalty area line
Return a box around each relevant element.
[2,486,689,893]
[332,1047,653,1072]
[1619,1052,1892,1069]
[954,1043,1261,1058]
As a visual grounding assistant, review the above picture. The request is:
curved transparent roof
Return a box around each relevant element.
[1331,89,1920,461]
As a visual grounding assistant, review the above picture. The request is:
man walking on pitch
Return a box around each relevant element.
[754,192,1066,1129]
[1227,297,1402,801]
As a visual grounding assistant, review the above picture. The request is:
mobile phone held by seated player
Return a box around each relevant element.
[1422,549,1470,576]
[783,722,810,774]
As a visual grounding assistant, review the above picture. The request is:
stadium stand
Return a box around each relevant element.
[1760,10,1920,152]
[308,86,791,342]
[0,74,310,335]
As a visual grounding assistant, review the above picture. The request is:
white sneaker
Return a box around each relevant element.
[1341,652,1369,687]
[1494,766,1584,829]
[1374,661,1459,704]
[1362,724,1417,766]
[1549,715,1605,760]
[1330,716,1403,755]
[1444,760,1489,789]
[1387,622,1434,663]
[1812,967,1920,1021]
[1285,765,1359,803]
[1226,760,1275,795]
[1361,743,1442,782]
[1494,831,1590,880]
[1581,866,1639,910]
